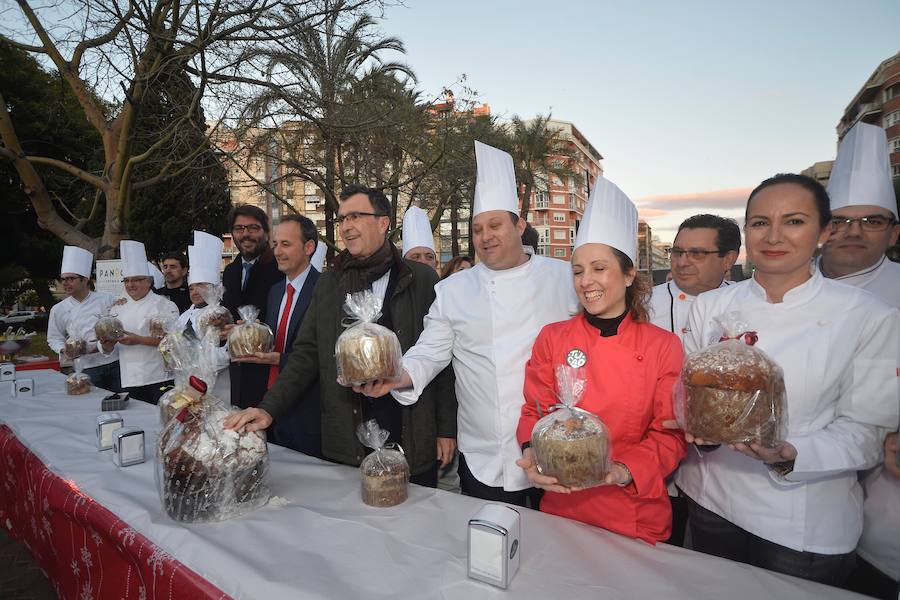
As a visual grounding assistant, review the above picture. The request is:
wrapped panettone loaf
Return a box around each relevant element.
[676,315,786,447]
[357,420,409,507]
[531,365,610,489]
[228,305,274,357]
[335,291,402,386]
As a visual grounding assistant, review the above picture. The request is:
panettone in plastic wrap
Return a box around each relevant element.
[228,305,274,357]
[65,372,91,395]
[356,419,409,507]
[157,395,269,523]
[531,365,610,489]
[94,308,125,344]
[675,314,786,447]
[335,291,402,386]
[63,337,88,359]
[195,284,233,338]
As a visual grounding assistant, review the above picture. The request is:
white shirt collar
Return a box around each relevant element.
[748,262,822,304]
[286,264,312,292]
[480,252,534,280]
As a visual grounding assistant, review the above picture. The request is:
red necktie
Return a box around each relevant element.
[267,283,295,389]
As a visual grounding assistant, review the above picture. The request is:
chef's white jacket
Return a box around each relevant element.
[826,255,900,578]
[392,254,578,491]
[649,280,730,343]
[101,292,179,388]
[47,291,119,369]
[675,268,900,554]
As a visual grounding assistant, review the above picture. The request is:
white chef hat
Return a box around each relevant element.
[827,122,897,219]
[60,246,93,278]
[401,206,435,256]
[310,239,326,272]
[119,240,150,278]
[188,244,222,285]
[574,176,638,263]
[473,141,519,217]
[148,262,164,289]
[194,230,224,255]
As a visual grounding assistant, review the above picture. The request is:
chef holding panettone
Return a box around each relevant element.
[174,231,231,402]
[674,173,900,586]
[99,240,179,404]
[515,176,687,544]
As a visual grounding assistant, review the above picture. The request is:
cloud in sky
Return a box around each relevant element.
[752,90,786,98]
[637,187,752,212]
[633,187,752,251]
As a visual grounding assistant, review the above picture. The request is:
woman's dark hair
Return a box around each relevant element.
[228,204,270,233]
[611,248,650,323]
[746,173,832,229]
[440,255,473,280]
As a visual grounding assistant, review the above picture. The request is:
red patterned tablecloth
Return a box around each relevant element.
[0,425,230,600]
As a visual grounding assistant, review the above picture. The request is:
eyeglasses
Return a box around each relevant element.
[335,211,386,226]
[232,224,263,234]
[121,277,150,284]
[831,216,897,233]
[58,276,83,284]
[669,248,723,261]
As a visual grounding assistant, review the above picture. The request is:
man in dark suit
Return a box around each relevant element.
[222,204,283,408]
[234,214,322,457]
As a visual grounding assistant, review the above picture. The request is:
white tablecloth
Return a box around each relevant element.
[0,370,864,599]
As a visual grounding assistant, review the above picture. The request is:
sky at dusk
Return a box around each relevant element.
[382,0,900,243]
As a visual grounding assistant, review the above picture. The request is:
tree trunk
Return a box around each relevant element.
[450,197,459,257]
[520,180,533,223]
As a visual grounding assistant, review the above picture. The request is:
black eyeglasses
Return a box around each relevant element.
[831,216,897,233]
[58,276,83,284]
[669,248,723,261]
[335,211,386,225]
[232,224,263,233]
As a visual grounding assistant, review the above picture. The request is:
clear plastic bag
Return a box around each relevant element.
[159,331,217,425]
[94,308,125,343]
[145,314,176,339]
[335,291,402,386]
[674,313,786,447]
[356,419,409,507]
[531,365,610,488]
[195,284,233,339]
[65,372,91,395]
[157,316,189,374]
[156,399,269,523]
[63,337,88,359]
[228,305,274,358]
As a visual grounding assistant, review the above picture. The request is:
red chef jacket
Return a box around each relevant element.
[517,312,686,544]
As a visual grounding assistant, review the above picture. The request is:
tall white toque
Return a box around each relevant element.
[473,140,519,217]
[401,205,435,256]
[188,231,223,285]
[119,240,150,278]
[60,246,93,278]
[310,241,326,272]
[574,176,638,264]
[827,121,897,219]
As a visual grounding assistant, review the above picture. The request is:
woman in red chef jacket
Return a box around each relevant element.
[516,177,687,544]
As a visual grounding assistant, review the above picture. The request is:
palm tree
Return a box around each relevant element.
[507,114,582,223]
[242,0,415,249]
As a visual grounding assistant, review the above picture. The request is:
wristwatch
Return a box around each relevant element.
[769,460,795,477]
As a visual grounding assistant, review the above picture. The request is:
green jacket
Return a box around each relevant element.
[260,258,457,475]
